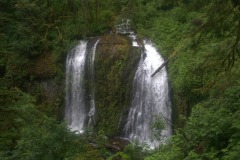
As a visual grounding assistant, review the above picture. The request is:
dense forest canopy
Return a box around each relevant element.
[0,0,240,159]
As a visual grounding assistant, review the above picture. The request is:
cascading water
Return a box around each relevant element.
[64,30,171,148]
[65,41,88,133]
[123,40,172,148]
[65,39,100,133]
[87,39,100,126]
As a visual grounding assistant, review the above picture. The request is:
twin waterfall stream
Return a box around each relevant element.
[65,36,172,148]
[65,41,88,134]
[123,41,172,148]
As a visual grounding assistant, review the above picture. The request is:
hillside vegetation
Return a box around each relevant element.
[0,0,239,159]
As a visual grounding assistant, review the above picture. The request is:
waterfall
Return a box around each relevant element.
[65,39,100,133]
[123,40,172,148]
[65,35,171,148]
[65,41,88,133]
[87,39,100,126]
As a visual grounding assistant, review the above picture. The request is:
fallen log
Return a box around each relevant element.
[151,59,169,77]
[151,49,178,77]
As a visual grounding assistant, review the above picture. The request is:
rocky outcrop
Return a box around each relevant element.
[29,53,58,79]
[94,34,141,136]
[24,52,65,120]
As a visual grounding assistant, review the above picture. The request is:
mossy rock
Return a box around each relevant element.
[28,53,57,79]
[23,52,65,120]
[94,35,141,136]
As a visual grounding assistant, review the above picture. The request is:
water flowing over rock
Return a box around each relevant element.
[87,39,100,126]
[65,41,88,133]
[123,40,172,148]
[65,39,100,133]
[64,35,171,148]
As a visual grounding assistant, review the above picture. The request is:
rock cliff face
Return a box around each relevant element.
[24,52,65,120]
[94,35,141,136]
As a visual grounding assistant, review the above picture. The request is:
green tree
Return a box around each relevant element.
[9,117,85,160]
[0,79,36,152]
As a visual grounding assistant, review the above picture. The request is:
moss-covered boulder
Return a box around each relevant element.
[94,35,141,136]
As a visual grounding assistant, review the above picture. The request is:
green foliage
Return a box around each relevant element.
[1,0,240,159]
[8,118,84,160]
[123,143,149,160]
[76,129,110,160]
[0,0,126,82]
[131,0,240,116]
[0,1,138,159]
[0,79,36,152]
[0,88,110,160]
[145,80,240,160]
[128,0,240,159]
[151,115,165,141]
[0,78,84,160]
[107,152,129,160]
[108,143,150,160]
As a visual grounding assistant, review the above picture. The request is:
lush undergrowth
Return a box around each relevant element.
[0,0,128,159]
[131,0,240,159]
[1,0,240,159]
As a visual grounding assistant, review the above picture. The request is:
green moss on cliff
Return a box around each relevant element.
[95,35,140,136]
[28,53,58,79]
[24,52,65,120]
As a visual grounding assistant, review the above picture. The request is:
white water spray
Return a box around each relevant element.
[123,40,172,148]
[65,41,88,133]
[88,39,100,126]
